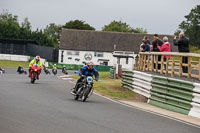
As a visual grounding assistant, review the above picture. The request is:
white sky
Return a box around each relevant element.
[0,0,199,34]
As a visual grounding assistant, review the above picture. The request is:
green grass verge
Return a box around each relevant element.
[67,72,135,99]
[0,60,29,68]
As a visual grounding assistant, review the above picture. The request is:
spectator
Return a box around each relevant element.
[141,39,150,52]
[140,39,150,61]
[157,36,171,69]
[143,36,151,46]
[140,39,145,52]
[152,34,164,69]
[174,32,189,73]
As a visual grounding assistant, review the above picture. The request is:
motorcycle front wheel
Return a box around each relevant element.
[31,72,36,83]
[82,87,91,102]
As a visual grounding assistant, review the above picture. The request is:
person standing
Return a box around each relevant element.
[157,36,171,69]
[174,32,189,73]
[152,34,164,69]
[143,36,151,46]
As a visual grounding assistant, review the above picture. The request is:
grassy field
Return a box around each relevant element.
[0,60,29,68]
[68,72,136,100]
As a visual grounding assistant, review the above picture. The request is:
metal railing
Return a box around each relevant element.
[137,52,200,80]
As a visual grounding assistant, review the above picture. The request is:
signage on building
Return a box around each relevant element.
[84,53,93,61]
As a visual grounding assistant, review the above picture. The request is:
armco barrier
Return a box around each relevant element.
[122,70,200,119]
[122,70,151,98]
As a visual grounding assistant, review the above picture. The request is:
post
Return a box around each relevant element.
[160,55,164,74]
[199,59,200,80]
[147,54,150,71]
[151,55,154,72]
[179,56,182,77]
[166,56,169,76]
[188,56,191,78]
[138,54,142,70]
[143,53,146,71]
[156,55,158,72]
[171,56,175,77]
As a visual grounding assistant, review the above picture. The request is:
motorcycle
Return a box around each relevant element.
[43,67,50,74]
[17,66,27,74]
[0,67,5,74]
[52,68,57,75]
[62,67,68,75]
[73,76,94,102]
[30,64,41,83]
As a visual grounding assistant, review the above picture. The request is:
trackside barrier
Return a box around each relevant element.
[110,68,115,79]
[0,54,30,62]
[122,70,200,119]
[49,62,112,71]
[0,54,47,66]
[122,70,151,98]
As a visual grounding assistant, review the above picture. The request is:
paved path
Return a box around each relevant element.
[0,68,199,133]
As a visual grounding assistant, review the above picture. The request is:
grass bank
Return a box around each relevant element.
[68,72,136,100]
[0,60,29,68]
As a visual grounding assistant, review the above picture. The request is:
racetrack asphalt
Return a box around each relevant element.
[0,68,199,133]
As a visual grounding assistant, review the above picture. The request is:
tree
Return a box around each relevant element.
[19,17,32,39]
[31,29,54,47]
[63,20,95,30]
[44,23,62,49]
[0,11,21,39]
[178,5,200,46]
[102,20,147,33]
[131,28,147,34]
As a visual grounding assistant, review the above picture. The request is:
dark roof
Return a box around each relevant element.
[60,29,178,53]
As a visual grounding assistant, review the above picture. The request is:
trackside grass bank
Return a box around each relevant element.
[67,72,138,100]
[0,60,29,68]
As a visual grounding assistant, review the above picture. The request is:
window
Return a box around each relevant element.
[67,51,79,56]
[94,52,103,57]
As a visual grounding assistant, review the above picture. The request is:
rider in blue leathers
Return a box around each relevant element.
[71,61,99,95]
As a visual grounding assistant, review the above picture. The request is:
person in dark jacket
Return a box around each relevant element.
[174,32,189,73]
[152,34,164,69]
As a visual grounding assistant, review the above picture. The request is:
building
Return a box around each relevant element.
[59,29,177,69]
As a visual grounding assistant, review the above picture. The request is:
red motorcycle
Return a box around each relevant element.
[30,64,41,83]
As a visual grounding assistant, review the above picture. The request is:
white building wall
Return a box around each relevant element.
[59,50,113,66]
[113,57,134,70]
[59,50,137,70]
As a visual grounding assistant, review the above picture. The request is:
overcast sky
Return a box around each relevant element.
[0,0,199,34]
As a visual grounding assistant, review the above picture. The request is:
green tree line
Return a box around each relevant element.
[1,4,199,49]
[0,11,148,49]
[175,5,200,47]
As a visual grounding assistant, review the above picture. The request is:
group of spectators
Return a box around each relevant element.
[139,32,189,73]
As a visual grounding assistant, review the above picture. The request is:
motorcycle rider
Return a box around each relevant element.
[17,65,25,74]
[52,64,57,74]
[53,64,57,69]
[71,61,99,95]
[43,65,50,74]
[29,56,43,78]
[0,67,5,74]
